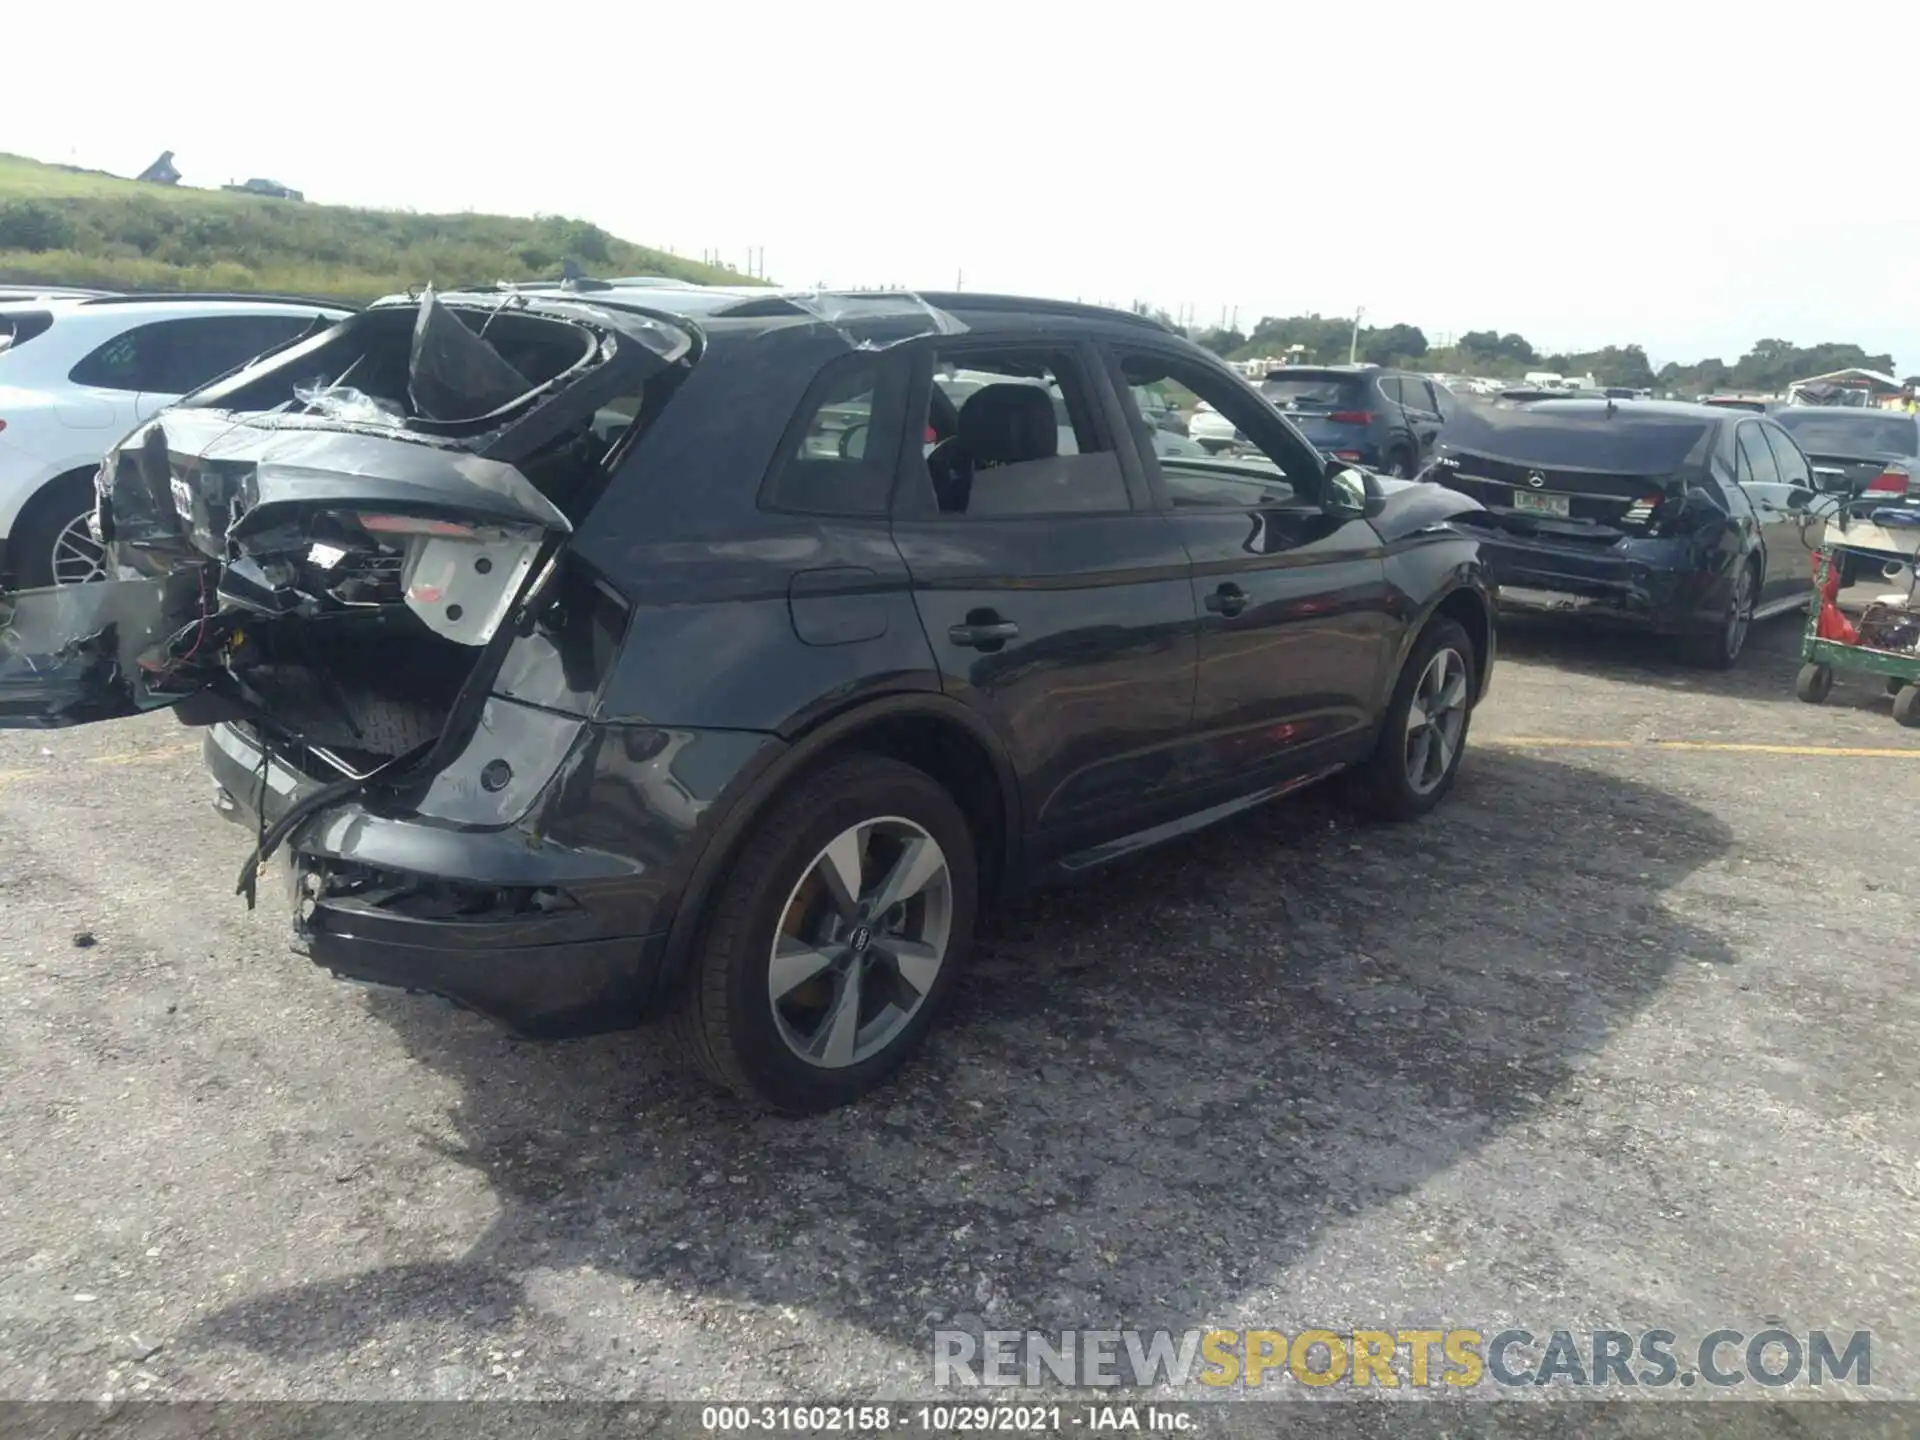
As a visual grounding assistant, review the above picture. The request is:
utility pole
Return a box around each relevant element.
[956,268,963,291]
[1349,306,1367,364]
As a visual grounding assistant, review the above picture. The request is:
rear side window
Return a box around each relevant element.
[762,353,908,516]
[1399,377,1439,414]
[70,313,317,395]
[1735,422,1781,487]
[1760,423,1811,488]
[0,309,53,358]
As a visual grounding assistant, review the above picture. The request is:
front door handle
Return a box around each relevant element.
[1206,583,1249,617]
[949,617,1020,649]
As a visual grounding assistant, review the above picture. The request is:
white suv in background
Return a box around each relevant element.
[0,294,350,587]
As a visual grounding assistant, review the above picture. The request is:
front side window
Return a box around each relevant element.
[914,348,1130,517]
[1114,349,1324,510]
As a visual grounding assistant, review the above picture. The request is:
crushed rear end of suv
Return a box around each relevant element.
[0,287,698,1028]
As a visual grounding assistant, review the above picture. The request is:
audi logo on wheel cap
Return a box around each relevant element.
[1525,471,1547,489]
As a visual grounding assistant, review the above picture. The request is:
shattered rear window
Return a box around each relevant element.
[1260,373,1366,408]
[1440,404,1713,475]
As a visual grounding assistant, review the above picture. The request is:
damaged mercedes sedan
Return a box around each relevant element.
[0,284,1496,1112]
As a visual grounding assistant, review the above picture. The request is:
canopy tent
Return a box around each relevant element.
[1786,369,1904,407]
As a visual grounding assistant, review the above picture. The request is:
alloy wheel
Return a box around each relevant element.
[1724,565,1754,661]
[1404,646,1469,795]
[768,816,954,1069]
[51,511,108,586]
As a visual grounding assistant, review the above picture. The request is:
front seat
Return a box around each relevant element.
[927,383,1059,513]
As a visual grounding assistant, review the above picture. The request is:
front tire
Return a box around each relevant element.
[671,754,978,1113]
[1796,663,1834,704]
[1348,616,1476,820]
[1895,685,1920,728]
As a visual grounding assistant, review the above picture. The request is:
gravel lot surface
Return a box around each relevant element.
[2,609,1918,1435]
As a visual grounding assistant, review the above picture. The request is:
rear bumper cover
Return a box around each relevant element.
[201,717,774,1037]
[1478,535,1722,633]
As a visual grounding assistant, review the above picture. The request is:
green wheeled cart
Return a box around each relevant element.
[1795,546,1920,726]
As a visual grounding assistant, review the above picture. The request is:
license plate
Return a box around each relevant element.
[1511,489,1571,517]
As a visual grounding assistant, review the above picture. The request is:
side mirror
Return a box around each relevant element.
[836,422,870,460]
[1786,487,1816,512]
[1324,460,1386,520]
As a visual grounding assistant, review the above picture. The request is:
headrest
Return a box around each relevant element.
[957,383,1059,466]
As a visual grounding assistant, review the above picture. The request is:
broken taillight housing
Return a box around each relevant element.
[1621,492,1665,526]
[1864,468,1911,498]
[355,513,478,538]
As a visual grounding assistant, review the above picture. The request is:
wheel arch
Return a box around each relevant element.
[1,463,100,584]
[652,692,1022,1005]
[1394,579,1495,699]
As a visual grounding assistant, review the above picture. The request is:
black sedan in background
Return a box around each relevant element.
[1427,399,1818,667]
[1768,406,1918,500]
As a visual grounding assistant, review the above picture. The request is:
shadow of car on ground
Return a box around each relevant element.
[1495,609,1909,717]
[184,750,1736,1389]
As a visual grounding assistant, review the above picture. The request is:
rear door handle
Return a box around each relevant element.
[948,618,1020,649]
[1206,583,1249,617]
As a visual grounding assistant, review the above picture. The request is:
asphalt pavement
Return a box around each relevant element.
[1,610,1917,1433]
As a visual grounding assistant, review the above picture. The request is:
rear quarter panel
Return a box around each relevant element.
[568,323,943,735]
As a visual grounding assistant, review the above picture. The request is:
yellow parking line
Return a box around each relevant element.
[1492,736,1920,759]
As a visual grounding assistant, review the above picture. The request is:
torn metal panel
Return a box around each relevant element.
[97,405,560,547]
[397,531,545,645]
[0,578,186,726]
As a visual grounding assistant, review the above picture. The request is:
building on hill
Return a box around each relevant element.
[135,151,181,185]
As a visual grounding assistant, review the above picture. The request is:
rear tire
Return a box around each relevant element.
[670,753,978,1113]
[1348,616,1476,821]
[1677,559,1756,670]
[9,470,104,588]
[1379,450,1411,479]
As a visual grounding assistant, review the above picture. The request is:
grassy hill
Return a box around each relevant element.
[0,153,756,301]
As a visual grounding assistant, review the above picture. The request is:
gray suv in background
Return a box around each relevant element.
[1258,365,1453,477]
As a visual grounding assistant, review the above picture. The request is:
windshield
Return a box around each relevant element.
[1771,410,1920,460]
[1260,373,1364,408]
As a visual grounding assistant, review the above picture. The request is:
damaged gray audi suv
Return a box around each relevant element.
[0,285,1497,1112]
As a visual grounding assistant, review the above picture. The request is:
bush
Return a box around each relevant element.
[0,199,76,251]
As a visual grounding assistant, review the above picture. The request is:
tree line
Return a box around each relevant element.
[1180,312,1901,396]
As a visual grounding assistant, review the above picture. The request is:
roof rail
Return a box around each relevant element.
[79,291,357,311]
[910,292,1177,332]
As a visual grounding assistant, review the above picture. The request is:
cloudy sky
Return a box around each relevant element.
[12,0,1918,370]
